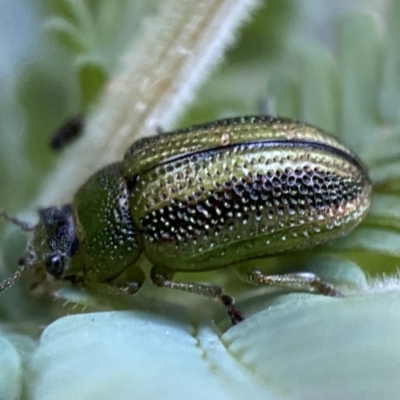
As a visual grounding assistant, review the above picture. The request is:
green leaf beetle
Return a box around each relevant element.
[0,116,372,324]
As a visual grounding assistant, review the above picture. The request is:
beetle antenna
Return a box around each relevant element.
[0,210,35,231]
[0,258,34,293]
[0,211,35,292]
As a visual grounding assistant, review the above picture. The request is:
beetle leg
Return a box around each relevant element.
[150,266,244,324]
[84,280,141,295]
[245,270,343,297]
[84,265,145,295]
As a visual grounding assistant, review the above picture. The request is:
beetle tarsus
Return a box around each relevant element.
[248,270,343,298]
[220,294,245,324]
[309,279,343,297]
[151,266,244,324]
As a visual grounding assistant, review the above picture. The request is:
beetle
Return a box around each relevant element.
[0,116,372,324]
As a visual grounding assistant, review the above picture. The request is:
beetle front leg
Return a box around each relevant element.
[84,265,145,296]
[83,280,141,295]
[150,266,245,324]
[240,269,342,297]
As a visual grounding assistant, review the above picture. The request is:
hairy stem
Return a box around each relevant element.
[36,0,260,207]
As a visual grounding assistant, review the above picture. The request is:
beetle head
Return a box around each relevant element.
[0,205,79,292]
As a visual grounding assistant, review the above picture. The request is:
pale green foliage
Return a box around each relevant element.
[1,1,400,399]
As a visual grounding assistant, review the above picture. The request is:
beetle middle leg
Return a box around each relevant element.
[150,266,244,324]
[239,269,342,297]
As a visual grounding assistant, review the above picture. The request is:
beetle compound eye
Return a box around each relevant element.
[46,254,65,278]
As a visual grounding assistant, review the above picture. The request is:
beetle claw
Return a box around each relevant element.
[220,294,245,324]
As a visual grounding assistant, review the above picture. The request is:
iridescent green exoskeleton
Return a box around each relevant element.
[0,116,372,324]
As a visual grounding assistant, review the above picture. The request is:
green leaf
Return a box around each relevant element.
[45,17,88,53]
[75,57,108,109]
[336,13,383,151]
[27,292,400,400]
[0,336,22,400]
[379,0,400,123]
